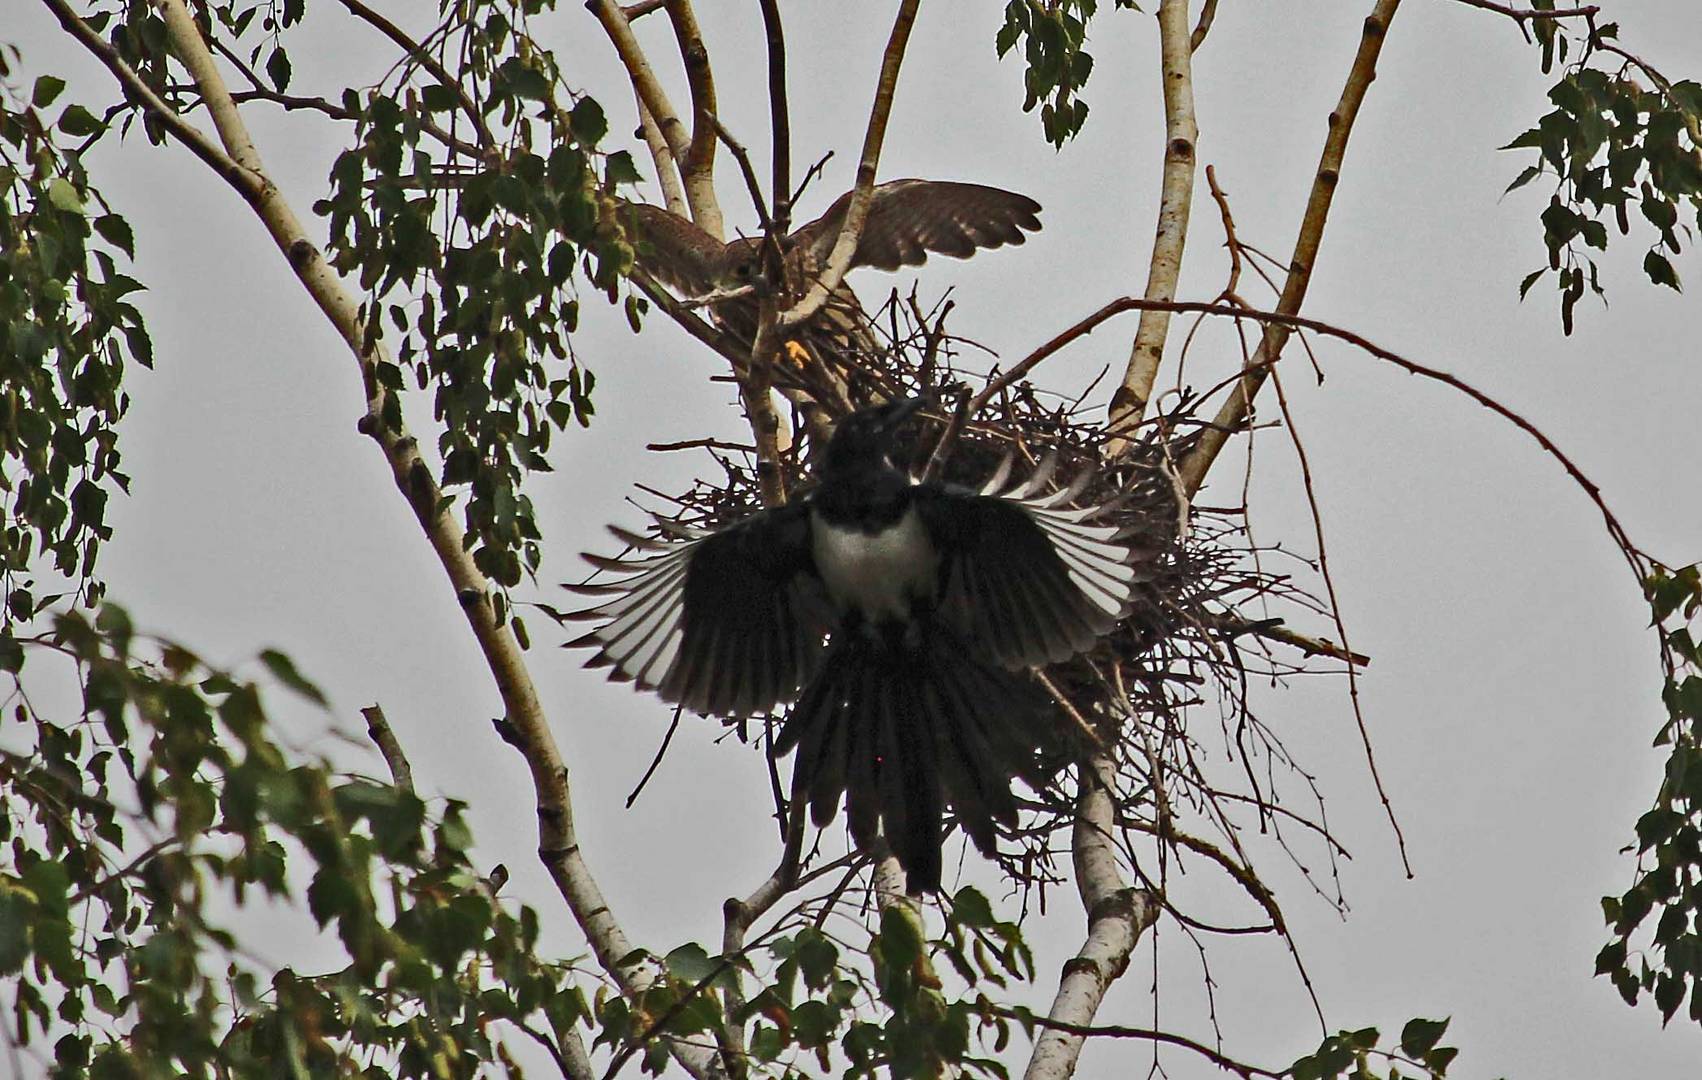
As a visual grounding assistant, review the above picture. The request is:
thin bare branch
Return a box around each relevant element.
[1447,0,1599,22]
[1265,362,1409,873]
[711,117,773,231]
[1006,1006,1284,1079]
[338,0,494,149]
[997,295,1653,590]
[1106,0,1199,454]
[1177,0,1402,494]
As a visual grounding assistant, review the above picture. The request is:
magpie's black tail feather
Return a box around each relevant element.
[775,627,1057,892]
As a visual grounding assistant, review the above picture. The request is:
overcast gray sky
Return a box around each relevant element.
[13,1,1702,1076]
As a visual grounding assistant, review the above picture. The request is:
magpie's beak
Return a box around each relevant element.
[875,396,931,435]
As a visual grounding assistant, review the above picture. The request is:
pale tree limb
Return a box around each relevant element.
[587,0,694,193]
[776,0,921,332]
[1025,750,1160,1080]
[1176,0,1403,496]
[68,2,715,1074]
[1189,0,1219,51]
[1106,0,1199,455]
[636,95,688,216]
[662,0,723,237]
[361,705,415,795]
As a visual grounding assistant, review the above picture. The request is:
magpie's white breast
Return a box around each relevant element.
[810,504,940,624]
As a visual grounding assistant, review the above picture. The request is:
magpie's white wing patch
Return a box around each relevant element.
[916,453,1141,670]
[566,505,829,717]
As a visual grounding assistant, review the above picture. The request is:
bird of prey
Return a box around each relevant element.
[619,180,1043,365]
[568,399,1138,891]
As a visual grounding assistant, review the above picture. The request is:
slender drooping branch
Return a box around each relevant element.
[339,0,494,149]
[984,294,1652,589]
[1106,0,1199,453]
[74,4,716,1076]
[1025,749,1159,1080]
[1176,0,1403,496]
[776,0,921,332]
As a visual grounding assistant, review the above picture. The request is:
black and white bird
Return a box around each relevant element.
[568,399,1139,891]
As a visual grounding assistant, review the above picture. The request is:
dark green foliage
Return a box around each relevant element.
[0,72,149,626]
[1,607,592,1077]
[1598,564,1702,1027]
[995,0,1139,148]
[311,1,639,593]
[1504,21,1700,331]
[1287,1019,1463,1080]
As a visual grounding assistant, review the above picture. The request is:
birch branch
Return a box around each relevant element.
[1025,750,1159,1080]
[587,0,692,173]
[663,0,723,236]
[75,3,715,1075]
[775,0,921,332]
[636,95,688,216]
[1106,0,1199,455]
[361,705,415,795]
[1176,0,1403,497]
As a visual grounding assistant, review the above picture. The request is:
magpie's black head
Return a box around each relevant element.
[821,397,929,476]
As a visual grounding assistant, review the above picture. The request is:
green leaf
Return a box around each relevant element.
[570,97,608,144]
[32,75,66,108]
[1643,250,1681,291]
[664,942,720,983]
[878,905,924,969]
[57,104,100,137]
[259,648,327,705]
[1399,1016,1449,1056]
[46,177,84,213]
[94,214,136,258]
[266,49,292,92]
[0,633,22,674]
[0,889,30,975]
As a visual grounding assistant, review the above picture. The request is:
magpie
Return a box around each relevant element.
[568,399,1138,891]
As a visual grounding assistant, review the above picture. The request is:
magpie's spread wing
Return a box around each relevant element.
[617,201,728,297]
[794,179,1042,274]
[567,504,831,716]
[913,457,1137,669]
